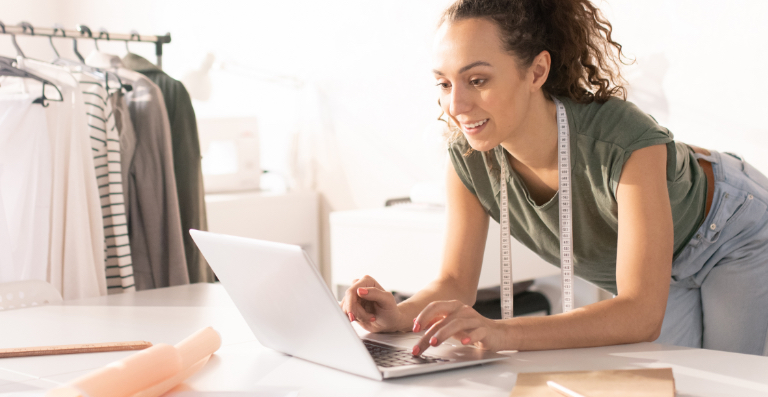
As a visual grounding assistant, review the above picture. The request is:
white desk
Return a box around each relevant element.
[1,284,768,396]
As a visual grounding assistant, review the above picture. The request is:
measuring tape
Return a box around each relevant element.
[499,97,574,319]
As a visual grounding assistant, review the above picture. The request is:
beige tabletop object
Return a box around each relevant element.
[510,368,675,397]
[45,327,221,397]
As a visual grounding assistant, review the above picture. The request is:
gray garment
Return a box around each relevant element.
[111,92,136,214]
[122,53,213,284]
[656,150,768,356]
[118,71,189,289]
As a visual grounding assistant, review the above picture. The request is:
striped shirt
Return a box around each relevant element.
[75,72,136,293]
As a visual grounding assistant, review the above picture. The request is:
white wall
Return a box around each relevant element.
[0,1,67,58]
[604,0,768,163]
[3,0,767,281]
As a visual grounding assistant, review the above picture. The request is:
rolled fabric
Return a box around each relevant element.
[174,327,221,369]
[46,344,182,397]
[46,327,221,397]
[130,355,211,397]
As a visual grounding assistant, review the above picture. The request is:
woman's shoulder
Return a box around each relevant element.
[560,95,673,150]
[448,134,483,164]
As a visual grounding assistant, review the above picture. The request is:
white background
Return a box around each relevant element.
[2,0,767,273]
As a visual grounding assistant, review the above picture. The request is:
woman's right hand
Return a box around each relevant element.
[340,275,404,333]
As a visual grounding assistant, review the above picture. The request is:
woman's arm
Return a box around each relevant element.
[412,144,673,352]
[392,159,491,331]
[340,158,490,333]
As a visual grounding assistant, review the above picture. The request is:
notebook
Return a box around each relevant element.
[510,367,675,396]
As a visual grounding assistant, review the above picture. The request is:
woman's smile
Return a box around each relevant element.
[461,118,489,135]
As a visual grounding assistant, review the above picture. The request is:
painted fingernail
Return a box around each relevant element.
[412,346,420,355]
[370,317,376,322]
[413,318,417,323]
[348,312,355,322]
[413,323,421,332]
[357,288,368,296]
[430,337,438,346]
[461,337,471,345]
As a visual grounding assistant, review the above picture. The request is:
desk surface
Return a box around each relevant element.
[1,284,767,396]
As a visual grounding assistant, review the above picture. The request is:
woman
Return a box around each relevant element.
[341,0,768,357]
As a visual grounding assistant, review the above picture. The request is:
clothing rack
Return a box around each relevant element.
[0,22,171,69]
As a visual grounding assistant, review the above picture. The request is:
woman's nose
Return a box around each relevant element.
[449,85,472,116]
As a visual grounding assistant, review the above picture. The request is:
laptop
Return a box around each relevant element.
[189,230,510,380]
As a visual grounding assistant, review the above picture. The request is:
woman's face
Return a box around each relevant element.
[433,18,534,152]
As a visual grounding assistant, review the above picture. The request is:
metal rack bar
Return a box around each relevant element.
[0,23,171,69]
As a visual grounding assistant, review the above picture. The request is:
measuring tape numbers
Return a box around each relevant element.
[499,97,574,319]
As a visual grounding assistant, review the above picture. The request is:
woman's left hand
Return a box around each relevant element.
[411,300,507,356]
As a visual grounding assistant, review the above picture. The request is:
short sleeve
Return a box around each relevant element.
[448,138,478,196]
[608,126,675,197]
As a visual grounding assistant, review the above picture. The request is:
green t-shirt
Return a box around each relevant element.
[448,96,707,294]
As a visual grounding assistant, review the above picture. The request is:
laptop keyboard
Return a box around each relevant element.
[363,339,451,368]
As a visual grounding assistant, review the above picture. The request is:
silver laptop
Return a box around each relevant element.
[190,230,510,380]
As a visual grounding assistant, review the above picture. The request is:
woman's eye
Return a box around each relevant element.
[435,82,450,90]
[470,79,486,87]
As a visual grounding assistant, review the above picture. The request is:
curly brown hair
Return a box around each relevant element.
[438,0,632,150]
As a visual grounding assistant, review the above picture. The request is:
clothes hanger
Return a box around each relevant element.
[0,20,26,58]
[93,27,132,93]
[49,25,129,93]
[77,24,97,51]
[125,31,139,55]
[0,56,64,107]
[67,25,88,63]
[97,28,109,52]
[49,23,65,60]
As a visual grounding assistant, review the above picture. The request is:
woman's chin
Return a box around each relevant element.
[465,136,497,152]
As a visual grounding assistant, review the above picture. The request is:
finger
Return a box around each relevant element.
[412,300,465,333]
[430,317,484,348]
[342,276,377,307]
[412,317,447,356]
[357,287,396,311]
[342,284,374,323]
[351,275,381,290]
[347,275,397,323]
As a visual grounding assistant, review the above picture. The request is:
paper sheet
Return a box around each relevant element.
[46,327,221,397]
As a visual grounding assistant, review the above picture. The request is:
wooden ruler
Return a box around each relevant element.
[0,341,153,358]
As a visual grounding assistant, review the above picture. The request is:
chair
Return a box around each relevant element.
[0,280,63,311]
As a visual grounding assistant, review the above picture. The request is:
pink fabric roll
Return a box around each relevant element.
[46,327,221,397]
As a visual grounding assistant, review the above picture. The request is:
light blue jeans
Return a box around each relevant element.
[656,150,768,356]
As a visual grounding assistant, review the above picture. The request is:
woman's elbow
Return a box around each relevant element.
[638,308,666,342]
[645,322,663,342]
[619,297,666,343]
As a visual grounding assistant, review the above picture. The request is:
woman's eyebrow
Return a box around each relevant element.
[433,61,492,76]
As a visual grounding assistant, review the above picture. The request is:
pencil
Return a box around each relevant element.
[0,341,153,358]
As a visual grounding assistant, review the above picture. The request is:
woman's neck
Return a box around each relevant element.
[499,92,559,174]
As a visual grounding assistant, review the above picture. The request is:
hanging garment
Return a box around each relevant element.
[86,52,189,290]
[123,53,212,283]
[111,91,137,212]
[18,58,107,299]
[72,70,136,293]
[0,78,51,284]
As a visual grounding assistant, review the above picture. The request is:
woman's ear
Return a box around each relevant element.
[529,50,551,92]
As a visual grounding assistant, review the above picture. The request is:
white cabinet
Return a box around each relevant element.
[205,190,320,266]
